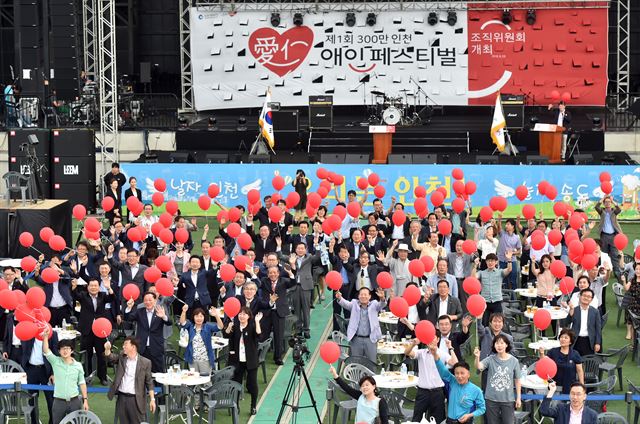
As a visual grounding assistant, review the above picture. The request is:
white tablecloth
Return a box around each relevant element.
[515,288,562,299]
[372,372,418,389]
[377,341,414,355]
[524,307,568,320]
[152,371,210,386]
[53,328,81,340]
[378,312,398,325]
[528,339,561,351]
[0,372,27,385]
[520,374,549,391]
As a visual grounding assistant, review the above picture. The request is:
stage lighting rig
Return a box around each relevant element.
[502,9,513,25]
[270,13,280,27]
[526,9,536,25]
[207,117,218,131]
[427,12,438,26]
[366,13,376,27]
[346,12,356,27]
[237,116,248,132]
[447,11,457,26]
[293,12,303,26]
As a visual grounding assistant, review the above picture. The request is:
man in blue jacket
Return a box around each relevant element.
[541,381,597,424]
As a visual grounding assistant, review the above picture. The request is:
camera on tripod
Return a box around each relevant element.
[288,334,310,365]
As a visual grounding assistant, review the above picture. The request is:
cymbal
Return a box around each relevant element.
[399,89,412,92]
[370,90,385,96]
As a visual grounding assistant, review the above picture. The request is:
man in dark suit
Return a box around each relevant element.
[541,381,597,424]
[200,240,221,306]
[362,224,388,261]
[447,241,474,313]
[1,313,21,362]
[289,243,321,339]
[270,199,294,237]
[547,100,572,160]
[261,266,297,364]
[177,255,214,314]
[104,336,156,424]
[570,288,602,355]
[238,281,271,326]
[219,270,255,303]
[400,220,429,260]
[110,248,149,298]
[246,221,277,263]
[123,291,172,372]
[255,195,273,227]
[63,240,105,281]
[329,240,355,331]
[22,332,59,424]
[424,279,464,324]
[344,250,381,299]
[37,256,74,327]
[290,221,315,254]
[343,228,366,260]
[72,277,114,385]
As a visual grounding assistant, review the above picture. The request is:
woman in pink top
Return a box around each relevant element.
[531,254,557,308]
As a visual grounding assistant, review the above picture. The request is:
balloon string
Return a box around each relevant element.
[171,295,186,305]
[29,246,44,255]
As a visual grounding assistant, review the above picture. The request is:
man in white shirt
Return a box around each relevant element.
[570,289,602,356]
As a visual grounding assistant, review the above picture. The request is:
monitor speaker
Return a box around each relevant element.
[388,154,412,164]
[476,155,498,164]
[205,153,229,163]
[526,155,550,165]
[309,96,333,130]
[320,153,345,164]
[345,154,369,164]
[412,154,438,164]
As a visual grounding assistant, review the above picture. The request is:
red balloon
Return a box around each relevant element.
[452,198,465,214]
[569,213,584,230]
[522,204,536,220]
[0,279,7,291]
[545,185,558,201]
[165,200,179,215]
[101,197,115,212]
[462,240,477,255]
[208,183,220,198]
[72,204,86,221]
[286,192,301,209]
[451,168,464,180]
[582,238,597,255]
[307,192,321,209]
[599,172,611,182]
[272,175,285,191]
[389,297,409,318]
[220,263,236,282]
[233,255,250,272]
[538,181,549,195]
[155,278,174,297]
[39,227,55,243]
[430,191,445,207]
[332,205,346,221]
[317,187,330,199]
[531,235,546,250]
[224,297,241,318]
[414,186,427,198]
[226,223,241,239]
[26,287,46,309]
[237,233,253,250]
[392,210,406,227]
[19,232,34,248]
[548,229,563,246]
[467,294,486,318]
[436,186,447,198]
[463,277,482,295]
[268,206,283,223]
[211,246,225,262]
[636,245,640,260]
[568,240,584,257]
[408,259,425,278]
[151,222,164,237]
[465,181,477,195]
[414,198,428,214]
[316,168,329,179]
[84,217,101,233]
[367,173,380,187]
[452,181,466,196]
[325,271,343,291]
[0,289,18,310]
[127,227,142,243]
[175,228,189,244]
[438,219,452,236]
[559,276,575,295]
[246,189,260,205]
[373,185,385,198]
[92,317,113,338]
[150,192,164,207]
[420,256,435,273]
[346,202,361,218]
[489,196,507,212]
[216,210,229,223]
[159,228,174,244]
[154,178,167,192]
[515,185,528,201]
[122,283,140,301]
[614,233,628,251]
[581,254,598,270]
[536,356,558,380]
[159,212,173,228]
[376,272,393,289]
[15,321,38,341]
[357,177,369,190]
[403,285,422,306]
[552,202,567,218]
[41,267,60,284]
[322,220,334,235]
[198,195,211,211]
[13,291,26,306]
[227,207,242,223]
[156,255,172,273]
[479,206,493,222]
[20,256,37,273]
[601,181,613,195]
[550,260,566,278]
[551,90,560,100]
[48,235,66,252]
[533,308,552,330]
[126,196,141,213]
[144,267,162,283]
[319,341,341,364]
[415,320,436,345]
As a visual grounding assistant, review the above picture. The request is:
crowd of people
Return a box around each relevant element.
[0,163,631,424]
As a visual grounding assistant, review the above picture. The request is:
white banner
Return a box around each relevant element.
[190,9,469,110]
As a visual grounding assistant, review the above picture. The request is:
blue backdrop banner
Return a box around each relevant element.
[119,164,640,219]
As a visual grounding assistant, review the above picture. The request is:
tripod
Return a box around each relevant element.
[276,362,321,424]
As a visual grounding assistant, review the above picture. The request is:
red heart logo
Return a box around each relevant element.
[249,26,314,77]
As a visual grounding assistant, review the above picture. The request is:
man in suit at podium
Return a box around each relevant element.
[547,100,572,160]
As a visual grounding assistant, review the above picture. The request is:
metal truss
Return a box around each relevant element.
[97,0,118,193]
[179,0,194,113]
[615,0,630,110]
[82,0,97,80]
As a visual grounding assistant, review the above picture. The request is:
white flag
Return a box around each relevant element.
[491,93,506,152]
[258,88,275,149]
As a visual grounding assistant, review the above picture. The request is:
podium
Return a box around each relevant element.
[533,124,564,164]
[369,125,396,164]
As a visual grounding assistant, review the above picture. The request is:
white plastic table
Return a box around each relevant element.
[372,372,418,389]
[376,341,415,369]
[378,312,398,325]
[528,339,561,351]
[0,372,27,385]
[53,328,81,341]
[520,374,549,424]
[524,307,568,338]
[153,371,210,387]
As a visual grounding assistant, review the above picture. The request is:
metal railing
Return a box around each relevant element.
[606,92,639,131]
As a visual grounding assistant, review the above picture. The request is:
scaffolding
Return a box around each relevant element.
[615,0,631,110]
[82,0,97,80]
[179,0,194,113]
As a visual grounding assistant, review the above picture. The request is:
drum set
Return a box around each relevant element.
[367,80,435,126]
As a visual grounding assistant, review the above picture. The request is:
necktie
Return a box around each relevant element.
[359,269,365,290]
[272,281,277,293]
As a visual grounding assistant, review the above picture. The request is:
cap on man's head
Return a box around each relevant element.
[397,243,409,251]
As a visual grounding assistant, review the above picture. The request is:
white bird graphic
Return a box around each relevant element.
[241,179,262,195]
[494,180,515,198]
[145,177,156,196]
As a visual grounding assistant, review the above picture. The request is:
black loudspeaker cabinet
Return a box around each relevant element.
[272,110,299,132]
[8,128,51,158]
[630,99,640,116]
[8,156,51,198]
[309,96,333,130]
[52,156,96,184]
[503,105,524,129]
[51,128,95,157]
[52,183,96,212]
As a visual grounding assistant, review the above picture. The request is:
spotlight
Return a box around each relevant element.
[270,13,280,27]
[208,116,218,131]
[447,10,457,26]
[427,12,438,26]
[346,12,356,27]
[592,116,602,131]
[178,116,188,128]
[237,116,247,131]
[366,13,376,27]
[293,12,303,27]
[238,116,246,125]
[502,9,512,25]
[526,9,536,25]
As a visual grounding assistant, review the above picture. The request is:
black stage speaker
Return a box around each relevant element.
[248,154,270,164]
[169,152,194,163]
[205,153,229,163]
[51,128,95,157]
[526,155,549,165]
[388,154,412,164]
[501,94,525,129]
[8,156,51,198]
[412,154,438,164]
[571,154,593,165]
[345,154,369,164]
[630,99,640,116]
[52,156,96,184]
[272,110,299,132]
[52,182,96,211]
[476,155,498,164]
[8,129,51,158]
[309,96,333,130]
[320,153,345,164]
